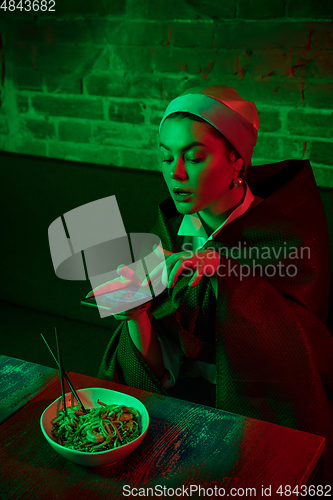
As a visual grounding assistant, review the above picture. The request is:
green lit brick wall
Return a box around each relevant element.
[0,0,332,186]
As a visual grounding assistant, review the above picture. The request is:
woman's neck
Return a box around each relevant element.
[198,185,246,233]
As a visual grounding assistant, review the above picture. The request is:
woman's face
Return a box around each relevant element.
[159,117,242,216]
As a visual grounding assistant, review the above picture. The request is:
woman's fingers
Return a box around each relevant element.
[161,260,169,287]
[188,257,212,287]
[87,264,142,298]
[142,260,166,287]
[86,278,128,298]
[109,250,219,294]
[117,264,141,286]
[167,258,191,288]
[153,244,173,258]
[188,266,204,287]
[167,251,203,288]
[141,245,171,287]
[142,249,198,288]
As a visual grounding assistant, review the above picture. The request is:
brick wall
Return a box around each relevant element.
[0,0,332,186]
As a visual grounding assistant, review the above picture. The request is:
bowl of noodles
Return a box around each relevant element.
[40,387,150,466]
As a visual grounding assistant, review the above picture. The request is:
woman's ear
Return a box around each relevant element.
[232,157,244,173]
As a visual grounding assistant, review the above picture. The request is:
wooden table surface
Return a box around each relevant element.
[0,354,59,424]
[0,369,326,500]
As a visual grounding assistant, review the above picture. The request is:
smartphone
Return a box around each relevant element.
[81,287,152,312]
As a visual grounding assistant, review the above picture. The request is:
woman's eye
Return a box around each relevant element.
[186,158,203,163]
[162,157,203,164]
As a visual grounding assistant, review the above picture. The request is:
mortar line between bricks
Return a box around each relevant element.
[257,133,333,142]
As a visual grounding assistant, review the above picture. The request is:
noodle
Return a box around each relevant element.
[51,400,141,452]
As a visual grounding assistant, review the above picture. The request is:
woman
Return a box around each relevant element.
[96,85,333,481]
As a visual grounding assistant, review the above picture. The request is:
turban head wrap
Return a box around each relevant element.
[159,85,260,170]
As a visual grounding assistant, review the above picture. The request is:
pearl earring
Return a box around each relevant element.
[233,176,244,188]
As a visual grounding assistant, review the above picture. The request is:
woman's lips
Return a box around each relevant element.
[172,188,194,202]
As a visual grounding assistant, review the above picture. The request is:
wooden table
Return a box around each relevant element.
[0,354,59,424]
[0,359,327,499]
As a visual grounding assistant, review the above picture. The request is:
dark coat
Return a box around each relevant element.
[98,159,333,483]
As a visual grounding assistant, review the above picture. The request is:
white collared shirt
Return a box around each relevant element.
[158,183,262,389]
[178,181,255,246]
[177,182,255,297]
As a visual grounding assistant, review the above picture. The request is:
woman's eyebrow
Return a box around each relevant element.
[159,141,207,151]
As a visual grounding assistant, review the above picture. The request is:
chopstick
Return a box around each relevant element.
[41,331,87,415]
[54,327,67,416]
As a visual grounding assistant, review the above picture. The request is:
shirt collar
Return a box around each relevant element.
[177,182,255,242]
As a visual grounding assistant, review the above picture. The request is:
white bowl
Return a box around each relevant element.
[40,387,149,467]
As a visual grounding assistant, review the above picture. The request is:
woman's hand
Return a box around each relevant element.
[87,265,152,321]
[142,245,221,289]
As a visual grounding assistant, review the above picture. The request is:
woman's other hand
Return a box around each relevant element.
[142,245,220,289]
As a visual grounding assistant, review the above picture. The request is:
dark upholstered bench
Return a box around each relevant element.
[1,151,332,376]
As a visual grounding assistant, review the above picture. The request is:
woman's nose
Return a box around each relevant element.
[170,158,187,180]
